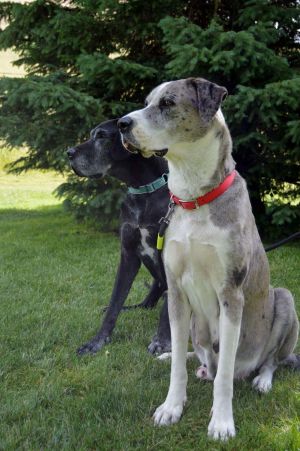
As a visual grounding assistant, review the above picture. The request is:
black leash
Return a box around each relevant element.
[156,201,176,252]
[264,231,300,252]
[156,201,176,282]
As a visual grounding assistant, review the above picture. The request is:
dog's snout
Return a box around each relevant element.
[117,116,133,133]
[67,147,76,160]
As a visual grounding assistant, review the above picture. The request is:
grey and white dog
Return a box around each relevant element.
[118,78,299,440]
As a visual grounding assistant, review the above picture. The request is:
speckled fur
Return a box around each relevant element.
[119,78,299,440]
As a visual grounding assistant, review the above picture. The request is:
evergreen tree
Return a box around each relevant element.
[0,0,299,236]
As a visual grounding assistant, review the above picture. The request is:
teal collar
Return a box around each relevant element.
[128,173,168,195]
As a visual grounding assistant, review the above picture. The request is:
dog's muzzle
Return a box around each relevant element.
[122,138,168,157]
[121,135,168,157]
[117,116,168,157]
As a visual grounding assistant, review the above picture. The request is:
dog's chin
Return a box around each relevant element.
[70,165,103,179]
[89,173,103,179]
[140,149,154,159]
[70,165,85,177]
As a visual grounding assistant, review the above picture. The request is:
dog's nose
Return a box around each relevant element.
[117,116,133,133]
[67,147,76,160]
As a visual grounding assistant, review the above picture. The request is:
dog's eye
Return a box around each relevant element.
[159,98,175,108]
[144,100,149,107]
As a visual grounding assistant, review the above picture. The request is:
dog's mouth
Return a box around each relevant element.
[121,136,139,154]
[70,164,85,177]
[121,136,168,158]
[140,148,169,158]
[70,163,103,179]
[153,149,168,157]
[89,173,103,179]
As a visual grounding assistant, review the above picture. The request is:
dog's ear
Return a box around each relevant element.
[189,78,227,125]
[98,118,131,161]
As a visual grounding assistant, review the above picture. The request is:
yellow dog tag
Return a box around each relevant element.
[156,233,164,251]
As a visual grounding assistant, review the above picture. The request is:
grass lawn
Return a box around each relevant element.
[0,151,299,450]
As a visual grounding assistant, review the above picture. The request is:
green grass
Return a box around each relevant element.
[0,152,299,450]
[0,147,65,210]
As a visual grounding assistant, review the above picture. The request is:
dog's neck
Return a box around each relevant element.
[167,113,235,200]
[110,154,167,189]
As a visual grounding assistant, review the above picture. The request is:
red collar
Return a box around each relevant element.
[170,170,236,210]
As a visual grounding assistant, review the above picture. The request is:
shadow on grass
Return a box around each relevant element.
[0,204,64,218]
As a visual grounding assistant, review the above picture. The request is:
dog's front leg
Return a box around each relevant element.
[153,273,191,426]
[208,288,243,441]
[77,251,141,355]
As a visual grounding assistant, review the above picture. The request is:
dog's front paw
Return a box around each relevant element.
[208,413,236,441]
[77,336,109,355]
[148,335,171,355]
[153,399,185,426]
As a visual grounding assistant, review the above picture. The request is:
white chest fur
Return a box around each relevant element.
[139,227,155,260]
[163,206,231,343]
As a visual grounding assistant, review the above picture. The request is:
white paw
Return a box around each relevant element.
[252,374,272,393]
[208,414,236,441]
[153,400,185,426]
[195,365,213,381]
[157,352,172,361]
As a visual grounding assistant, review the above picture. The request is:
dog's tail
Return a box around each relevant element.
[265,231,300,252]
[280,353,300,371]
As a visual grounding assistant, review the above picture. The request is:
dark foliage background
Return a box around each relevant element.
[0,0,299,237]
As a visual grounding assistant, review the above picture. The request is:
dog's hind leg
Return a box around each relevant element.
[148,295,171,355]
[191,314,217,381]
[252,287,299,392]
[120,279,165,310]
[252,362,277,393]
[153,272,191,426]
[195,348,216,381]
[276,289,299,367]
[281,353,300,370]
[139,279,165,308]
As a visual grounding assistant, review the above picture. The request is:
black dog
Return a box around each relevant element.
[67,119,171,355]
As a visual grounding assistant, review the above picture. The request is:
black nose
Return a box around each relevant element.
[67,147,76,160]
[117,116,133,133]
